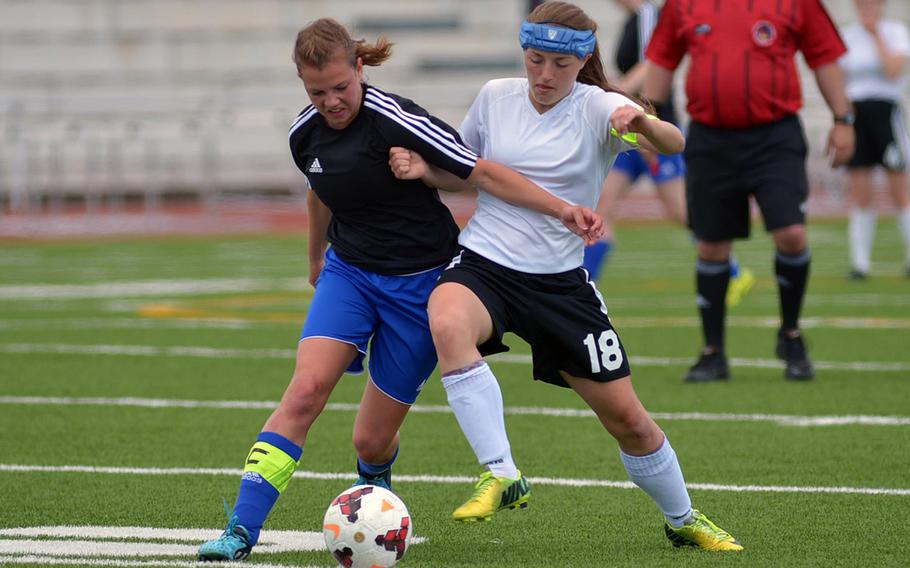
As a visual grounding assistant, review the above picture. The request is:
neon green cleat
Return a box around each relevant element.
[726,267,755,308]
[665,510,743,551]
[452,470,530,522]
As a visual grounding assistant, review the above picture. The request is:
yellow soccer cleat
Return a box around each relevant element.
[726,267,756,308]
[452,470,530,523]
[665,510,743,551]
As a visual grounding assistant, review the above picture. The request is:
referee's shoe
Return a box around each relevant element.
[776,329,814,380]
[684,350,729,382]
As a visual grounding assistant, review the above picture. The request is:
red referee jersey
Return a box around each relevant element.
[646,0,846,128]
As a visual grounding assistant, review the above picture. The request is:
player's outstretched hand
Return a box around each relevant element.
[389,147,428,180]
[610,104,648,135]
[559,205,603,245]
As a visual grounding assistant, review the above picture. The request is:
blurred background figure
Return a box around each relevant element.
[581,0,754,309]
[840,0,910,280]
[583,0,684,281]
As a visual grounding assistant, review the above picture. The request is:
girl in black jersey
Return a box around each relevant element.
[197,17,601,562]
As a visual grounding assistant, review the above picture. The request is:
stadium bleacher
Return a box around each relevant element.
[0,0,906,213]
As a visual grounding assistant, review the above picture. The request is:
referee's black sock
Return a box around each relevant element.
[776,249,811,331]
[696,258,731,351]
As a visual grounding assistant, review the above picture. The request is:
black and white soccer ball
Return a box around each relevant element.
[323,485,412,568]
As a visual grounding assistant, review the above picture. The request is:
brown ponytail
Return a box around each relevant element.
[293,18,393,72]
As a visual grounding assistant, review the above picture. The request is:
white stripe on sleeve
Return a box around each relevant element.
[288,106,318,139]
[365,89,478,166]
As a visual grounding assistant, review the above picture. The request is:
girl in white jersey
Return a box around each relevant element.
[390,0,741,553]
[839,0,910,279]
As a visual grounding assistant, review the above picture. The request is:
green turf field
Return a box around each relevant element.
[1,220,908,567]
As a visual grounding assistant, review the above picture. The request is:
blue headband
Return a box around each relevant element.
[519,21,596,59]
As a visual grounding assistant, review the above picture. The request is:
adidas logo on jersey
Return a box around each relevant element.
[308,158,323,173]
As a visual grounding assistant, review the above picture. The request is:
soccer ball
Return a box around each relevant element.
[323,485,412,568]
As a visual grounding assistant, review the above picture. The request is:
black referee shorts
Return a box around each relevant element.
[848,99,909,171]
[435,248,631,388]
[685,115,809,241]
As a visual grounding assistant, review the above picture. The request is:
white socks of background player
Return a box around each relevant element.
[898,208,910,267]
[848,208,877,274]
[620,437,693,528]
[442,361,519,480]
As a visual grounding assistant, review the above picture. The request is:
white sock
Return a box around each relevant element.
[848,208,877,273]
[620,437,693,528]
[442,361,518,479]
[897,207,910,265]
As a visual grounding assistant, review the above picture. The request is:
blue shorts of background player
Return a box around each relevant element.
[584,148,753,308]
[301,247,443,405]
[582,149,686,280]
[613,148,686,184]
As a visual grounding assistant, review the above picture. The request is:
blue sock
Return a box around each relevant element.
[233,431,302,545]
[357,447,399,476]
[730,255,741,278]
[583,240,612,281]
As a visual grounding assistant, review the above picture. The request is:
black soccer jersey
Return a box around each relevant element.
[289,84,477,275]
[614,1,678,124]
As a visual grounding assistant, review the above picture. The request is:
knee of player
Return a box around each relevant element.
[351,434,389,464]
[608,408,659,446]
[773,225,809,254]
[428,310,475,351]
[276,375,333,423]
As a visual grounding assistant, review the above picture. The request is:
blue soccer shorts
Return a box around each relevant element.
[613,149,686,184]
[300,248,443,405]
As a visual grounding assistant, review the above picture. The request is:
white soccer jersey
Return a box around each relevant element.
[840,20,910,102]
[458,78,637,274]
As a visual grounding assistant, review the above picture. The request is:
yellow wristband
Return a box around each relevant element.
[610,114,659,145]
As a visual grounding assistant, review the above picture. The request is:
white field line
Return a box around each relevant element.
[2,396,909,427]
[0,526,425,563]
[1,464,908,497]
[0,277,907,308]
[2,342,910,373]
[0,279,308,300]
[0,557,307,568]
[619,315,910,330]
[3,315,910,331]
[0,318,256,331]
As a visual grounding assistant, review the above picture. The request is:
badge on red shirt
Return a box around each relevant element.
[752,20,777,47]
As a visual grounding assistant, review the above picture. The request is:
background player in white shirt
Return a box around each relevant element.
[390,0,741,552]
[839,0,910,279]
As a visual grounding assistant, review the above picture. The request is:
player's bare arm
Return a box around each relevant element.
[641,62,674,106]
[306,189,331,287]
[610,105,685,155]
[389,147,603,244]
[863,15,906,79]
[813,62,856,167]
[388,146,472,192]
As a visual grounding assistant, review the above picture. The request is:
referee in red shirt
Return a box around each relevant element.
[643,0,855,382]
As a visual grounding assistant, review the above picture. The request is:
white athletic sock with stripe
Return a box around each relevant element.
[897,207,910,266]
[620,437,693,528]
[848,208,877,274]
[442,361,519,479]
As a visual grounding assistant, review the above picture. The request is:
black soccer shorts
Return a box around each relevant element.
[685,115,809,241]
[848,99,908,171]
[435,248,632,388]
